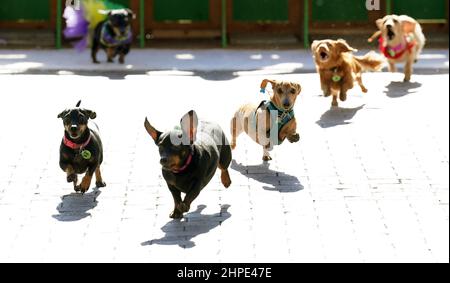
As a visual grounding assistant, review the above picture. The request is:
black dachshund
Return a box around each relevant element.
[92,8,135,64]
[144,110,232,219]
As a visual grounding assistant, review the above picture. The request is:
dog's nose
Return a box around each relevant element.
[70,125,78,132]
[386,24,393,29]
[283,100,291,108]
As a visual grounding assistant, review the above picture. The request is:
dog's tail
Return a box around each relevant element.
[367,30,381,43]
[76,100,82,107]
[354,51,386,71]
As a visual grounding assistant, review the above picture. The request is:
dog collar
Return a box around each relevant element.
[254,101,295,145]
[379,36,416,59]
[63,134,91,150]
[267,101,295,128]
[172,151,194,174]
[100,23,132,47]
[329,67,342,82]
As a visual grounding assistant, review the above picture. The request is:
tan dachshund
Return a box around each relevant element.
[231,79,301,161]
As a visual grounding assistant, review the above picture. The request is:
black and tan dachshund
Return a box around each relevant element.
[144,110,232,219]
[91,8,135,64]
[58,101,106,193]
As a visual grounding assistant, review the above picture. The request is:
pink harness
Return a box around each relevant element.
[379,36,416,59]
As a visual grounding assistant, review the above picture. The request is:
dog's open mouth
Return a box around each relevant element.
[68,132,81,139]
[319,51,329,61]
[387,30,395,40]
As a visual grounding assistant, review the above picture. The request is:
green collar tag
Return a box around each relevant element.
[388,49,396,57]
[332,75,342,82]
[81,150,92,160]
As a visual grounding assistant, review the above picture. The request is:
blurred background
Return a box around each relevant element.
[0,0,448,49]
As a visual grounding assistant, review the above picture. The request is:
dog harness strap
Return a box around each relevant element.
[63,134,91,150]
[258,101,295,145]
[379,36,416,59]
[172,152,194,174]
[100,23,132,47]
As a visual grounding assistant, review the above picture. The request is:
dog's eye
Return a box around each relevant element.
[290,88,296,94]
[277,88,283,94]
[393,19,399,23]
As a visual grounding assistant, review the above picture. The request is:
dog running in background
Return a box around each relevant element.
[311,39,385,107]
[63,1,135,64]
[369,15,426,82]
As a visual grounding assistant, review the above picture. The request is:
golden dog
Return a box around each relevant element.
[311,39,385,107]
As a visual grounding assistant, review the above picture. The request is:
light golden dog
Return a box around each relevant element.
[231,79,301,161]
[369,14,426,82]
[311,39,385,107]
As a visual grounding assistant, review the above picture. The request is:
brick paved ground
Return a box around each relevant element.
[0,50,448,262]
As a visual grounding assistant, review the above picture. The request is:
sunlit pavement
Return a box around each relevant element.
[0,49,448,262]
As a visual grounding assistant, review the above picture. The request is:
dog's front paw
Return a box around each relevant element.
[262,155,272,162]
[76,176,92,194]
[96,181,106,188]
[178,202,190,213]
[288,133,300,143]
[67,174,77,183]
[75,185,89,194]
[170,210,183,219]
[92,60,100,64]
[340,92,347,101]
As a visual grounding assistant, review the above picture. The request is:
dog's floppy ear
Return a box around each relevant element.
[126,8,136,19]
[180,110,198,145]
[336,39,357,53]
[399,15,417,33]
[144,117,162,143]
[57,109,69,119]
[311,40,320,52]
[260,79,277,90]
[81,109,96,119]
[376,17,385,30]
[291,83,302,95]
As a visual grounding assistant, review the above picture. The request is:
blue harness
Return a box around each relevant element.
[255,100,295,145]
[100,22,132,47]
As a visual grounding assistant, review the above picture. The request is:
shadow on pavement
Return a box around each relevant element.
[230,160,303,192]
[142,204,231,249]
[52,187,101,222]
[384,81,422,98]
[316,104,365,128]
[9,69,304,81]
